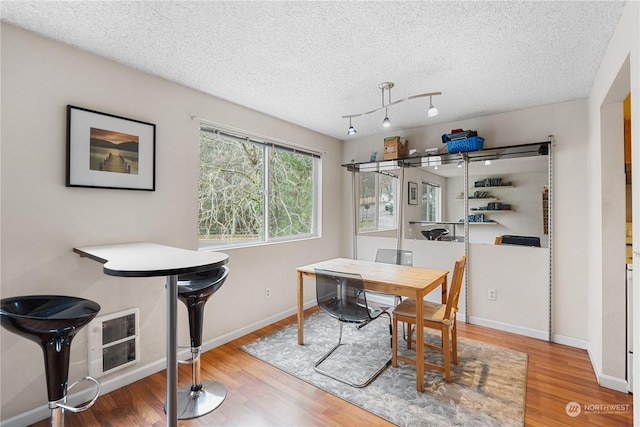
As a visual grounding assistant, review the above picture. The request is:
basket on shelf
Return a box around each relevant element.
[442,129,484,153]
[447,136,484,153]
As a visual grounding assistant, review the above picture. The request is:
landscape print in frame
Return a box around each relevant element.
[66,105,156,190]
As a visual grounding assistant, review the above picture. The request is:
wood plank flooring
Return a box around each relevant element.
[30,307,633,426]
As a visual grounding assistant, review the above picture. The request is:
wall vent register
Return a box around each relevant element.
[88,308,140,378]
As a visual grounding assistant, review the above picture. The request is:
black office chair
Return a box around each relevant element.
[314,269,392,388]
[421,228,450,241]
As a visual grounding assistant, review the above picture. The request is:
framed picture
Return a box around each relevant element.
[408,181,418,205]
[66,105,156,191]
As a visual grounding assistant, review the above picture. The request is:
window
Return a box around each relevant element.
[358,171,398,232]
[421,181,441,222]
[198,127,319,248]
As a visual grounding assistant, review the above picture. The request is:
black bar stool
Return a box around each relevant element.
[0,295,101,427]
[170,265,229,419]
[421,228,450,241]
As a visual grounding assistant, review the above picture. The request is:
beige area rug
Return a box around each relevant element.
[241,310,527,426]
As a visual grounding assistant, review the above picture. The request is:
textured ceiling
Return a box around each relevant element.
[0,1,626,140]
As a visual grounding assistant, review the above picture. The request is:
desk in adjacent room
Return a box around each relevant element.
[296,257,448,392]
[74,242,228,427]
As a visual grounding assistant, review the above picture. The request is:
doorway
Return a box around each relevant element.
[624,93,633,392]
[598,55,631,391]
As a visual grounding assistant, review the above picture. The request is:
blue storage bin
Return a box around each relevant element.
[447,136,484,153]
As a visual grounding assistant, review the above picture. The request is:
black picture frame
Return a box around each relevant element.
[66,105,156,191]
[408,181,418,205]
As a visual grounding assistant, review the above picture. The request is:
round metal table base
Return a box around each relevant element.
[172,381,226,420]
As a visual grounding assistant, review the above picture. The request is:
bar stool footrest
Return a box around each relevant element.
[52,376,101,413]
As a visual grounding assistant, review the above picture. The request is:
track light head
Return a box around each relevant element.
[382,109,391,128]
[347,117,357,135]
[427,95,439,118]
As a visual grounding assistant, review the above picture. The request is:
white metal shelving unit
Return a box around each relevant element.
[343,137,554,339]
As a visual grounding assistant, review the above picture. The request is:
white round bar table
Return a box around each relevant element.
[74,242,228,427]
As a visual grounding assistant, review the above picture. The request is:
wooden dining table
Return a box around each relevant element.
[296,257,448,392]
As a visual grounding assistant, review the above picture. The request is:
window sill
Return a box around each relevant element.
[198,234,320,251]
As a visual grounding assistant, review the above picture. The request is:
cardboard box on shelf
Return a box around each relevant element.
[383,136,409,159]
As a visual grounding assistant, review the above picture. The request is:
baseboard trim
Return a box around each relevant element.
[585,342,630,394]
[598,373,630,393]
[1,300,317,427]
[467,315,550,341]
[551,333,588,350]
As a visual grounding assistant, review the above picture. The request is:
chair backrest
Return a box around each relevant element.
[375,249,413,266]
[444,256,467,319]
[315,269,372,322]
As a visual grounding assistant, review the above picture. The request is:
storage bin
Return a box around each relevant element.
[447,136,484,153]
[383,136,409,159]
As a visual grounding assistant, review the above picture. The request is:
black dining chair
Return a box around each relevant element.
[314,268,392,387]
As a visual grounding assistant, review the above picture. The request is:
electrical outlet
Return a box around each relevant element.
[488,288,497,301]
[265,288,271,299]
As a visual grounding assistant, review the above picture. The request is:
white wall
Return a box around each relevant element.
[0,24,343,424]
[343,99,589,347]
[585,0,640,403]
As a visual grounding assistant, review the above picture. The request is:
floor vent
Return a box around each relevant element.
[88,308,139,378]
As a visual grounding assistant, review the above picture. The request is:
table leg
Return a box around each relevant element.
[415,288,424,392]
[297,271,304,345]
[166,275,178,427]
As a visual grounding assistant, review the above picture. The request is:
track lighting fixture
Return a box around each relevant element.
[343,82,441,135]
[347,117,357,135]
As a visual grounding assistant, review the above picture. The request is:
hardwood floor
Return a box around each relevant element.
[30,307,633,426]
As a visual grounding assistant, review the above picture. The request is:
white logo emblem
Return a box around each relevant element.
[565,401,581,417]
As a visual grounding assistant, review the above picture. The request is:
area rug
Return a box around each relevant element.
[241,310,527,426]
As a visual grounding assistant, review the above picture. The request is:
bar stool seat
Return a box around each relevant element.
[421,228,450,241]
[171,265,229,419]
[0,295,101,427]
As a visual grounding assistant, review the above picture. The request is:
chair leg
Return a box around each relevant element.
[407,324,414,350]
[384,312,392,348]
[452,319,458,365]
[314,319,390,388]
[392,315,397,367]
[393,296,409,342]
[442,326,451,382]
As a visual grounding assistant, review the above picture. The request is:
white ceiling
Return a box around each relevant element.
[0,1,626,140]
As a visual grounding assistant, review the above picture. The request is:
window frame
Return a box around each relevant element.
[198,125,321,250]
[421,180,442,222]
[357,170,399,233]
